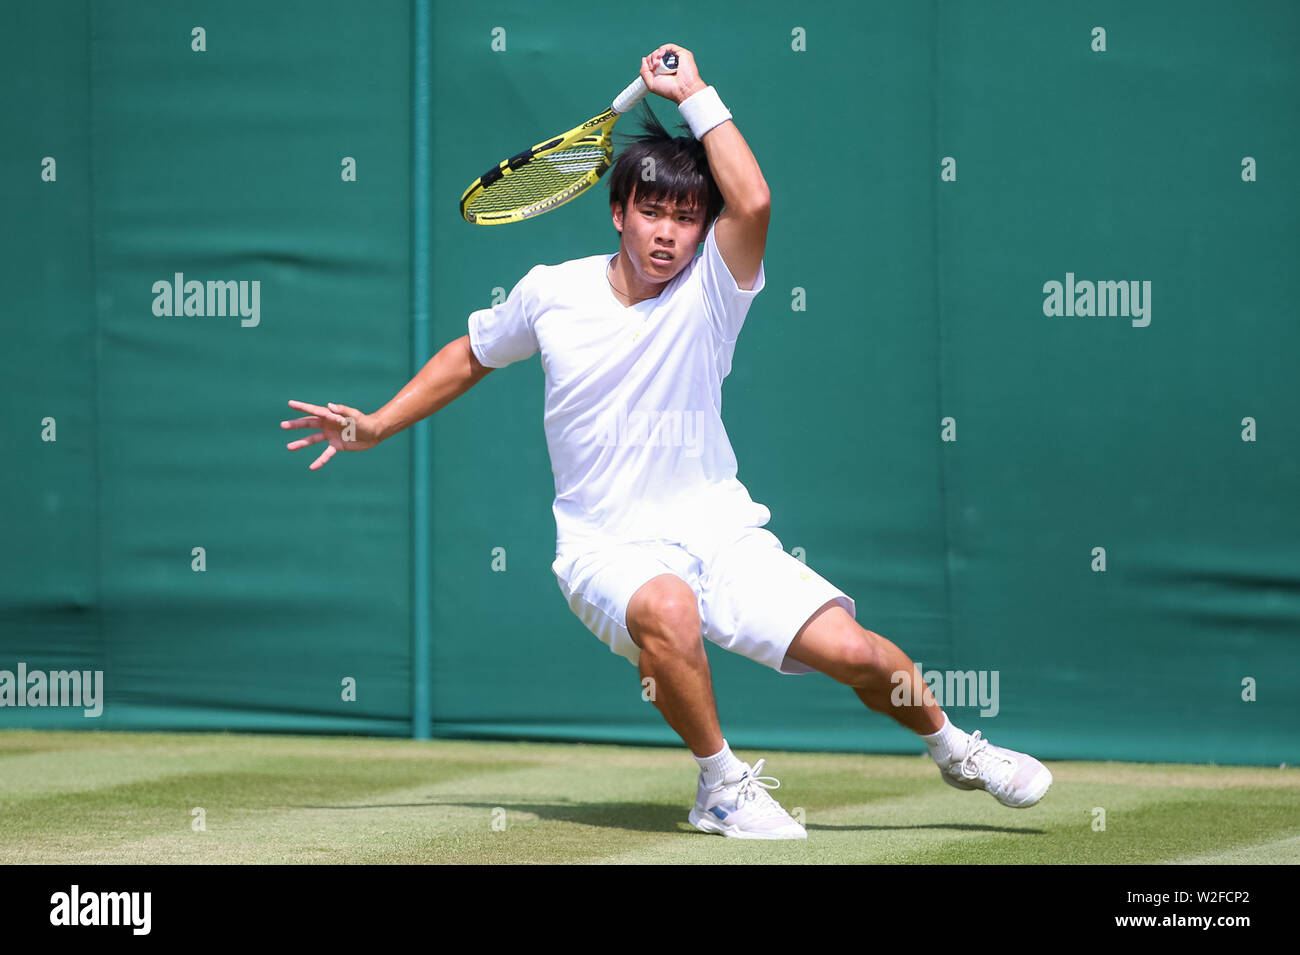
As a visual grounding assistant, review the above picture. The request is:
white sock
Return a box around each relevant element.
[921,713,970,765]
[694,739,748,789]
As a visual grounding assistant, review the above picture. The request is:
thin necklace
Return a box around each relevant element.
[607,254,654,303]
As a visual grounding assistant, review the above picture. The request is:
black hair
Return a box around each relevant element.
[607,103,724,226]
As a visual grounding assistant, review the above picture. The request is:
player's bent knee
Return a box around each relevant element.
[831,629,886,687]
[626,574,701,653]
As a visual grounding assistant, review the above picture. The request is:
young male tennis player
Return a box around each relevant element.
[282,44,1052,839]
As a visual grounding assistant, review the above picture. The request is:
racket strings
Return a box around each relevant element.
[465,141,611,217]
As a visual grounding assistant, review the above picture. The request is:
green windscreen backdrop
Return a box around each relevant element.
[2,1,1296,765]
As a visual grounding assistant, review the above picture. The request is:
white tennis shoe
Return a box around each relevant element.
[938,730,1053,808]
[688,758,807,839]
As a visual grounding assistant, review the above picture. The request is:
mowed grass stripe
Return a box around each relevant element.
[0,761,527,863]
[842,787,1300,865]
[355,756,964,864]
[1173,834,1300,865]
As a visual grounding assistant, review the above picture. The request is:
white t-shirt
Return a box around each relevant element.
[467,222,771,556]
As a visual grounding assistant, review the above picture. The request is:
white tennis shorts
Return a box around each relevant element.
[551,526,856,675]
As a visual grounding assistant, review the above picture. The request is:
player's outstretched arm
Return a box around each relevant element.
[641,43,770,290]
[281,334,493,471]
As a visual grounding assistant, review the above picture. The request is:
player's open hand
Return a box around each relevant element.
[281,400,382,471]
[641,44,706,105]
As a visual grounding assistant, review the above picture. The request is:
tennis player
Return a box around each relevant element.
[282,44,1052,839]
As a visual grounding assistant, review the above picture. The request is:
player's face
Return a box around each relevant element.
[612,187,708,284]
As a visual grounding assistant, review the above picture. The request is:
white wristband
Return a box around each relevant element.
[678,85,732,140]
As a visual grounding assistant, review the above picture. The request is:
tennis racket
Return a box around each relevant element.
[460,51,678,225]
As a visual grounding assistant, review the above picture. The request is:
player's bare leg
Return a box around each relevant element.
[784,600,1053,808]
[784,600,943,733]
[627,573,806,838]
[625,574,723,757]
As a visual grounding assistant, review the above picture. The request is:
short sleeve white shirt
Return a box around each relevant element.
[468,222,770,555]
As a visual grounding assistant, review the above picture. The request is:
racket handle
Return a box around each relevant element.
[612,49,678,115]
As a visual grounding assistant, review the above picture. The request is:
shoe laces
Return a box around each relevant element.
[730,759,785,816]
[959,731,1016,784]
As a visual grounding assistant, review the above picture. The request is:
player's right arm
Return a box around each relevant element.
[281,335,492,471]
[371,334,494,440]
